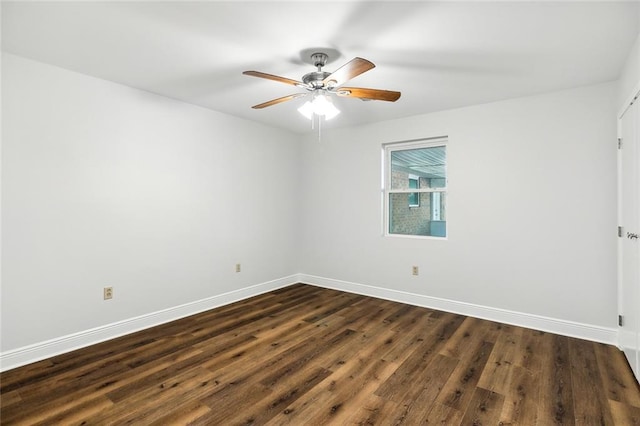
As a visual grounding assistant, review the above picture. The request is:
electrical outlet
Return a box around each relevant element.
[235,263,241,273]
[104,287,113,300]
[412,266,419,276]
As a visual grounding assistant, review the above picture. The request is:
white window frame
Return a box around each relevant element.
[383,137,448,239]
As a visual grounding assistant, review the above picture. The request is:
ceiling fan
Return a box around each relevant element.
[243,52,401,120]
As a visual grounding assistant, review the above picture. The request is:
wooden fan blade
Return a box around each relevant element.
[251,93,307,109]
[322,57,375,88]
[336,87,401,102]
[243,71,305,87]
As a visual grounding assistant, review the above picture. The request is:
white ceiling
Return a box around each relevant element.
[2,1,639,134]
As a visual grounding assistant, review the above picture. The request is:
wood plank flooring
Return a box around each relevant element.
[2,284,639,425]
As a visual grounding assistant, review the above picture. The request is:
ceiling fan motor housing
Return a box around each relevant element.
[302,71,331,89]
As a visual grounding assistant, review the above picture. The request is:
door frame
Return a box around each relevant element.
[617,86,640,377]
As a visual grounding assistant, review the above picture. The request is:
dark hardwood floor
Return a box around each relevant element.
[2,284,639,425]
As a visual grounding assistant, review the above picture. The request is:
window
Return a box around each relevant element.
[384,138,447,238]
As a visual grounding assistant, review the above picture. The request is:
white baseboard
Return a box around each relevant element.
[299,274,618,346]
[0,275,298,372]
[2,273,619,372]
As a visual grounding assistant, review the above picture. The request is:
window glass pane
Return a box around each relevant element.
[390,146,446,190]
[389,192,446,237]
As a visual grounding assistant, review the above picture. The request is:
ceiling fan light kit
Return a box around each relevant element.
[243,51,401,125]
[297,91,340,120]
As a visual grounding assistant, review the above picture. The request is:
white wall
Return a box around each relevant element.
[0,51,622,367]
[1,53,300,352]
[299,82,618,329]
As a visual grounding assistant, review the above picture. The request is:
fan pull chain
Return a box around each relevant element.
[308,114,322,142]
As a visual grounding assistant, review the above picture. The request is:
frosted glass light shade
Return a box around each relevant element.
[298,101,314,119]
[298,93,340,120]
